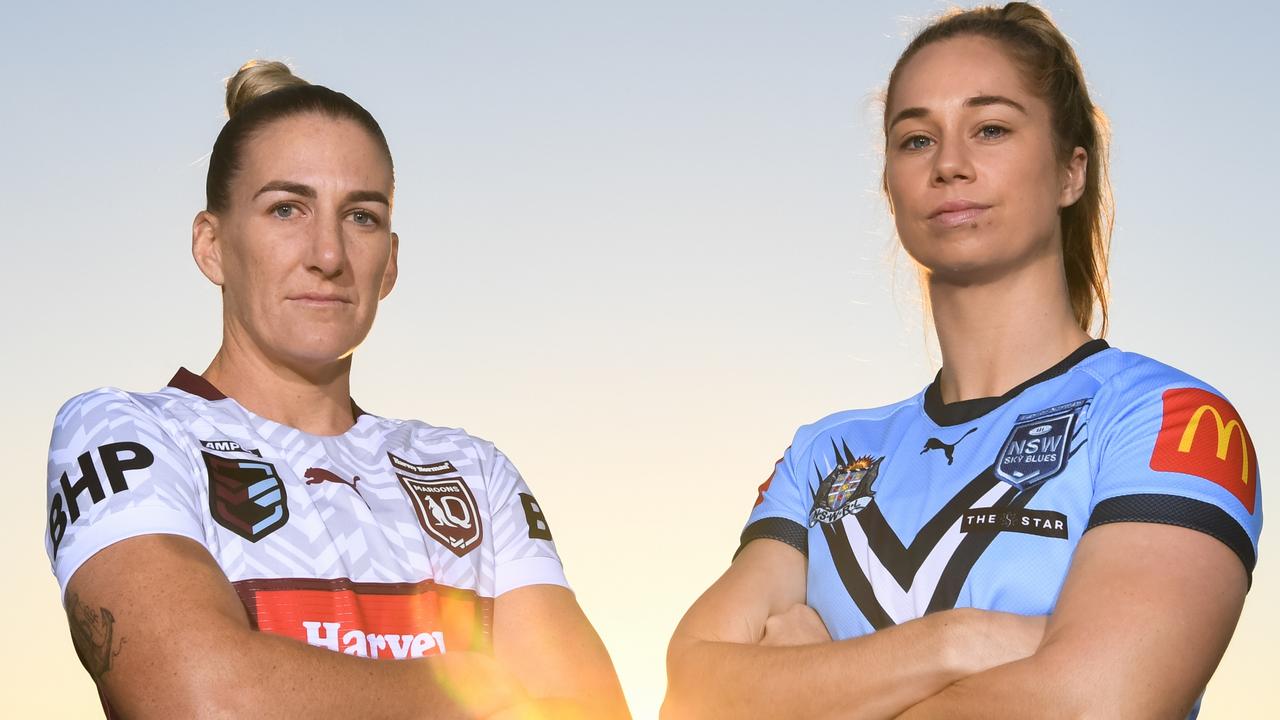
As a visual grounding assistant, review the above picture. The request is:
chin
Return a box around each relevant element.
[271,333,363,370]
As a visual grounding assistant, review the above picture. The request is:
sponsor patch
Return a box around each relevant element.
[199,439,261,456]
[388,452,458,477]
[753,453,786,508]
[1150,388,1258,514]
[960,507,1068,539]
[519,493,553,540]
[49,441,154,557]
[994,399,1087,490]
[398,474,483,557]
[233,577,493,657]
[809,440,884,526]
[204,452,290,542]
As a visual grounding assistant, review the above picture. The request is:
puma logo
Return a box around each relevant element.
[305,467,362,493]
[921,428,978,465]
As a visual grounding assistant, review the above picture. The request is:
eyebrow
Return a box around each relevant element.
[253,181,389,205]
[887,94,1029,130]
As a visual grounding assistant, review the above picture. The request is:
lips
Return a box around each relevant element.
[287,292,351,306]
[929,200,992,228]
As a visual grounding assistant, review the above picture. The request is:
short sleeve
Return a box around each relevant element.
[1085,371,1262,581]
[737,443,810,558]
[485,447,569,596]
[46,389,207,599]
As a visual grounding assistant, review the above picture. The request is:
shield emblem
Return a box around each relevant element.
[203,452,289,542]
[994,400,1087,490]
[398,475,483,558]
[809,455,883,526]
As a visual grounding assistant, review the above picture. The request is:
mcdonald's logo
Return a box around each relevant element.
[1150,388,1258,514]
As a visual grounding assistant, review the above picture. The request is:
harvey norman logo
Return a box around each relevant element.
[303,621,447,659]
[1150,387,1257,514]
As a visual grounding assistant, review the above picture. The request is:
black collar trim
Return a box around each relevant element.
[923,339,1109,427]
[167,367,367,419]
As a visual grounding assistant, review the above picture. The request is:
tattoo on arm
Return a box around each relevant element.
[65,591,126,683]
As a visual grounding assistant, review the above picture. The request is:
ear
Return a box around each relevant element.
[1059,146,1088,208]
[378,231,400,300]
[192,211,226,286]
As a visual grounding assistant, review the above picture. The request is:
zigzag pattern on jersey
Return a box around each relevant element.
[157,385,512,592]
[47,388,206,561]
[49,380,562,608]
[819,423,1087,630]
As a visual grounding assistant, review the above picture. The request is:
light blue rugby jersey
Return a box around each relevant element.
[742,341,1260,715]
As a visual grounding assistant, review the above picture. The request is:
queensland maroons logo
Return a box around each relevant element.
[390,453,482,557]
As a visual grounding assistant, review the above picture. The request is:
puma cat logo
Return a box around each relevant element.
[921,427,978,465]
[305,467,362,493]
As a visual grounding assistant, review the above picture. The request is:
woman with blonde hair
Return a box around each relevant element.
[665,4,1260,718]
[46,60,629,720]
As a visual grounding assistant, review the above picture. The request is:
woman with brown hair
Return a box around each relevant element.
[664,4,1260,718]
[45,60,629,719]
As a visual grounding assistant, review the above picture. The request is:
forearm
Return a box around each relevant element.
[894,652,1082,720]
[664,612,971,720]
[107,625,524,720]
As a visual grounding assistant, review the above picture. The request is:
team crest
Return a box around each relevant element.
[994,399,1088,490]
[809,440,884,526]
[203,451,289,542]
[398,473,483,558]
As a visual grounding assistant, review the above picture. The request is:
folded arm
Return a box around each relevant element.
[65,534,625,719]
[897,522,1248,719]
[662,539,1045,720]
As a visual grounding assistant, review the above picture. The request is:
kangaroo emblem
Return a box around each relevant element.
[921,427,978,465]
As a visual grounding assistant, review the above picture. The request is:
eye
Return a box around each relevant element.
[350,210,379,227]
[271,203,299,219]
[900,134,934,151]
[978,125,1008,140]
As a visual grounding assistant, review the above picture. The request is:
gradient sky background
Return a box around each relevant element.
[3,1,1277,717]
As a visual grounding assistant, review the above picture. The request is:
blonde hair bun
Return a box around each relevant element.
[225,60,310,118]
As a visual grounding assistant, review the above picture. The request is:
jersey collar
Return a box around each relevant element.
[922,339,1109,427]
[167,367,367,419]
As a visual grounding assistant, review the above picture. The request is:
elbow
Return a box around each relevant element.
[663,636,708,720]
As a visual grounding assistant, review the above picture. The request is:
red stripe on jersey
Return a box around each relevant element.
[754,452,788,507]
[233,577,495,657]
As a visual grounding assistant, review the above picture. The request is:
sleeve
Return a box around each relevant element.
[736,440,811,558]
[485,446,569,596]
[46,389,207,600]
[1085,369,1261,582]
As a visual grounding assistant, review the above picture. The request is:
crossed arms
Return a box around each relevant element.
[664,522,1246,719]
[64,535,630,720]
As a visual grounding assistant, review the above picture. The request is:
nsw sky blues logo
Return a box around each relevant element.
[994,399,1088,490]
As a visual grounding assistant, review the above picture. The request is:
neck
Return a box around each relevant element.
[203,328,356,436]
[929,250,1090,404]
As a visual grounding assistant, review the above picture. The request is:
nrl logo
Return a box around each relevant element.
[809,441,885,526]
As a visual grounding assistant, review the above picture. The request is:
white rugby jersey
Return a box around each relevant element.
[46,369,567,664]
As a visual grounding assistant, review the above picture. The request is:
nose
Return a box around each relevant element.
[931,136,974,186]
[306,215,346,279]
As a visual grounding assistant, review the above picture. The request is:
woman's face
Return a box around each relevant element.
[194,113,398,370]
[884,36,1085,283]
